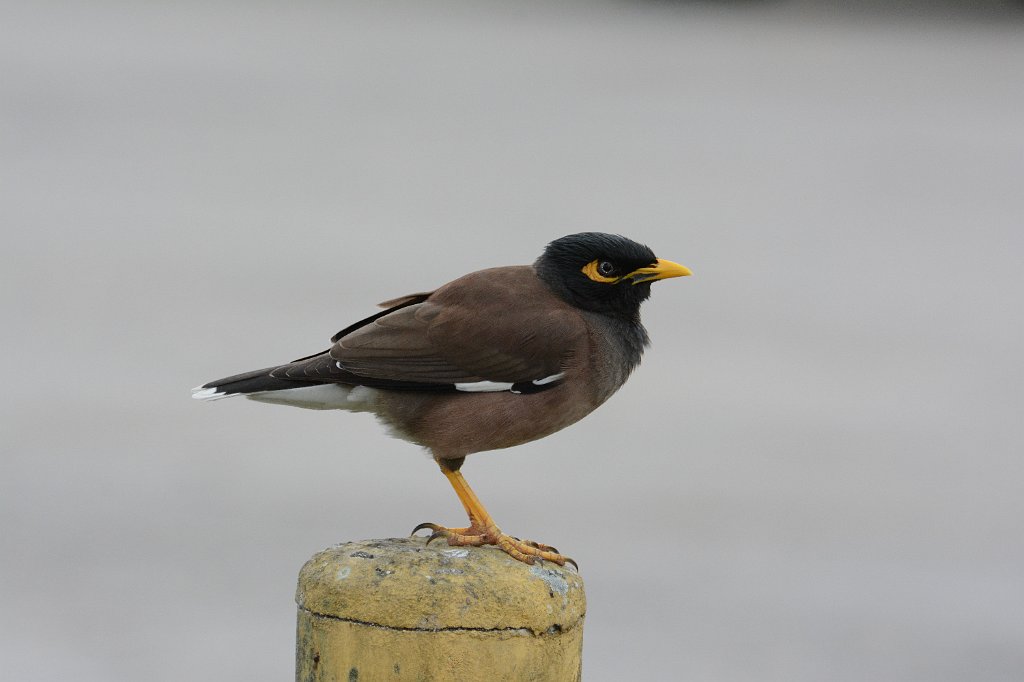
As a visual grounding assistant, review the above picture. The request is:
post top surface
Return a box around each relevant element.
[296,537,586,634]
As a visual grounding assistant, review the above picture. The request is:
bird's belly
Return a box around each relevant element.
[375,386,600,459]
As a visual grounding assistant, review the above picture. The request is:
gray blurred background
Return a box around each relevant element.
[3,1,1023,680]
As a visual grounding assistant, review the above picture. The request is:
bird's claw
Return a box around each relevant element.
[513,536,560,554]
[426,530,449,546]
[412,522,471,545]
[411,522,444,535]
[412,521,577,569]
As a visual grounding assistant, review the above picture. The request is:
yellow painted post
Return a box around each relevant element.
[295,537,586,682]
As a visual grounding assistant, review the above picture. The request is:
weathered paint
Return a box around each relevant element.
[296,537,585,681]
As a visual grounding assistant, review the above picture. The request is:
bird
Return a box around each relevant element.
[193,232,691,566]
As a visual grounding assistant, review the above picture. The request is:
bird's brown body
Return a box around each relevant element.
[367,266,640,463]
[194,233,690,565]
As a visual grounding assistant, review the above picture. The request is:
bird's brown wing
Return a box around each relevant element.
[328,266,585,386]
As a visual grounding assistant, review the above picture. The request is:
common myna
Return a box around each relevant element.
[193,233,691,566]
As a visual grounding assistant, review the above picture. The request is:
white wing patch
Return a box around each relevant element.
[453,373,565,393]
[454,380,516,393]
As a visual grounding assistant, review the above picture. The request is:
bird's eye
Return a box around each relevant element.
[581,258,621,283]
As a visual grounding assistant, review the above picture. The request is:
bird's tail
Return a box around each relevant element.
[191,366,306,401]
[192,357,380,411]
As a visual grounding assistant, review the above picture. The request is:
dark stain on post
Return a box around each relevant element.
[348,667,359,682]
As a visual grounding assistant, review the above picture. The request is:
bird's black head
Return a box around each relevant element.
[534,232,691,319]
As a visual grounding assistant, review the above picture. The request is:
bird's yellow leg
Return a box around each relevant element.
[412,462,575,568]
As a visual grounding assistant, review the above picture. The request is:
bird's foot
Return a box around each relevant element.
[411,522,576,569]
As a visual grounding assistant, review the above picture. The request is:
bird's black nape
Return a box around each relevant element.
[534,232,659,319]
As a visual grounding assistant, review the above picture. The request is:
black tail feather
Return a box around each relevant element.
[194,366,308,398]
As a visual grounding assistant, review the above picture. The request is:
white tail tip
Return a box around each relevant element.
[192,385,229,401]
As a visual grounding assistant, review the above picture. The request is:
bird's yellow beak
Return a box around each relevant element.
[627,259,693,285]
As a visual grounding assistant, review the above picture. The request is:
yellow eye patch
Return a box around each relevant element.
[581,260,621,284]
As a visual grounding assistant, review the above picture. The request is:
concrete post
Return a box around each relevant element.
[295,537,586,681]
